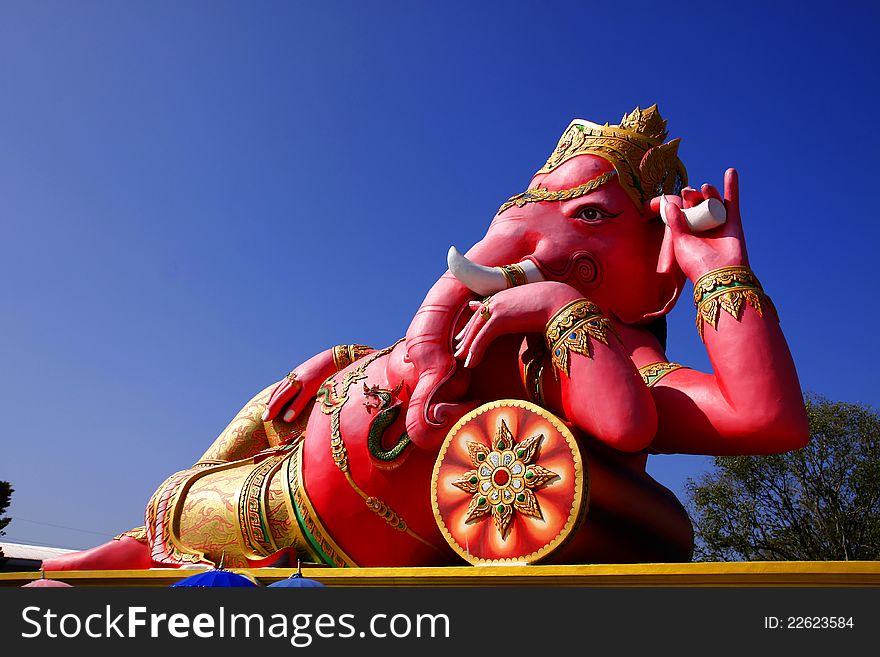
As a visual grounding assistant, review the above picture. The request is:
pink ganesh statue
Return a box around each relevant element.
[45,105,808,570]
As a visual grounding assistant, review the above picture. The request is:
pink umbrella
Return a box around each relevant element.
[22,569,73,587]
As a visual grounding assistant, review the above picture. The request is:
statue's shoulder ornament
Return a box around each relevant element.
[637,361,687,387]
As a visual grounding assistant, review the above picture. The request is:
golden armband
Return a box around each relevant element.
[638,361,686,387]
[693,266,776,341]
[331,344,374,372]
[498,263,528,288]
[545,299,617,376]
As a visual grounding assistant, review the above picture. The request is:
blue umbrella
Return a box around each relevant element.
[170,568,258,588]
[268,561,325,588]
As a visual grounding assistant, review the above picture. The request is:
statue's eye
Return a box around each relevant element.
[574,206,612,223]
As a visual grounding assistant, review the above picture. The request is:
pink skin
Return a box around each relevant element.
[262,347,376,424]
[395,156,684,451]
[661,173,749,277]
[266,160,808,457]
[400,220,543,450]
[455,283,658,452]
[42,536,153,572]
[263,156,668,443]
[455,165,808,456]
[647,170,809,454]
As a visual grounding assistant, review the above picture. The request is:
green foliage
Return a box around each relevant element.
[687,395,880,561]
[0,480,12,564]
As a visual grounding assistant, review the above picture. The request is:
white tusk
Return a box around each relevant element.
[518,260,544,283]
[447,246,544,295]
[448,247,506,295]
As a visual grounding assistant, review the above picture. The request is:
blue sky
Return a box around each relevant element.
[1,0,878,551]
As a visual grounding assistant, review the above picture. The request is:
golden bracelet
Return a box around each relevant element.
[693,266,764,306]
[545,299,616,376]
[693,267,776,341]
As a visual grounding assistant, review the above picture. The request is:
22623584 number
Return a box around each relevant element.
[787,617,854,629]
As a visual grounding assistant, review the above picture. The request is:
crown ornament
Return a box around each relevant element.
[535,104,687,208]
[618,105,669,143]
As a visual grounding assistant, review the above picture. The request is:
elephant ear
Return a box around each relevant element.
[639,139,687,199]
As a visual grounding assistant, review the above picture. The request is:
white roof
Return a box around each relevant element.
[1,542,76,560]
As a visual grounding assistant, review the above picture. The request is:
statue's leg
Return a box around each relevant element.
[42,535,153,572]
[42,384,310,572]
[132,384,310,568]
[175,441,318,568]
[196,383,307,465]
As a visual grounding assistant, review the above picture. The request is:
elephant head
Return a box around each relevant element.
[404,105,688,449]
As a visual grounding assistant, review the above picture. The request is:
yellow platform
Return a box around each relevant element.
[2,561,879,587]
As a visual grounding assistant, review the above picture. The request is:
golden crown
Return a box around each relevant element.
[536,105,687,207]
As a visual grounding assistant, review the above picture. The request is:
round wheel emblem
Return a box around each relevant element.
[431,399,588,565]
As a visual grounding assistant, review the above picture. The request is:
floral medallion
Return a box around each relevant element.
[450,419,557,537]
[431,399,588,565]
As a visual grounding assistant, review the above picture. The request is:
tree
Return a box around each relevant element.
[0,481,12,565]
[686,394,880,561]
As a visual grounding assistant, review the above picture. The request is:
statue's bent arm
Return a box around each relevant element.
[646,171,809,456]
[649,306,809,455]
[557,337,659,453]
[263,344,376,423]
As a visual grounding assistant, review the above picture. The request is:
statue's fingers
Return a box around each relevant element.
[463,319,495,369]
[701,183,723,202]
[282,392,311,423]
[455,301,481,342]
[681,187,704,209]
[711,168,745,242]
[263,382,287,415]
[723,168,741,223]
[263,381,295,421]
[661,195,689,236]
[453,307,483,359]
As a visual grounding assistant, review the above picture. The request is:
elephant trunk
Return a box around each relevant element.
[403,270,472,450]
[404,232,536,450]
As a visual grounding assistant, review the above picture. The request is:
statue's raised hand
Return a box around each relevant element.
[659,168,749,281]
